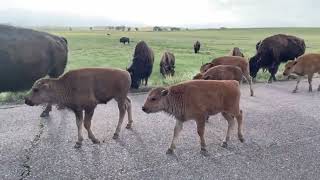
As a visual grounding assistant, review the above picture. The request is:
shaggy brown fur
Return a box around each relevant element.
[283,53,320,93]
[142,80,244,155]
[160,51,175,77]
[25,68,133,148]
[193,65,243,83]
[200,56,254,96]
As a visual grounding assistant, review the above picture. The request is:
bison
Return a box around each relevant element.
[0,25,68,117]
[229,47,244,57]
[194,41,201,54]
[127,41,154,89]
[25,68,133,148]
[283,53,320,93]
[142,80,244,155]
[160,51,175,77]
[200,56,254,96]
[193,65,243,83]
[249,34,305,83]
[120,37,130,44]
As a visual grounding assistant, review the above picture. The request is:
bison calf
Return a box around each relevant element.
[200,56,254,96]
[229,47,244,57]
[25,68,133,148]
[283,53,320,93]
[193,65,243,82]
[142,80,244,155]
[160,51,175,77]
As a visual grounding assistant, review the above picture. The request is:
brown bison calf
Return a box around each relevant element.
[283,53,320,93]
[25,68,133,148]
[193,65,243,82]
[142,80,244,155]
[200,56,254,96]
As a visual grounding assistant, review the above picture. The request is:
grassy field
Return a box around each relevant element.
[1,28,320,102]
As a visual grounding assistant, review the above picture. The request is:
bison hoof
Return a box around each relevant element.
[126,123,132,129]
[239,137,245,143]
[200,148,209,156]
[92,139,100,144]
[292,89,298,93]
[74,142,82,148]
[222,142,228,148]
[166,148,174,155]
[112,133,119,139]
[40,111,49,118]
[250,91,254,97]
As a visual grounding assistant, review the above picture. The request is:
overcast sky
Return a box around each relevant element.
[1,0,319,27]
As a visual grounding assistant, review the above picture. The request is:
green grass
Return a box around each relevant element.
[1,28,320,103]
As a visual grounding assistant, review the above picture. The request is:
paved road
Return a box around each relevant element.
[1,79,320,180]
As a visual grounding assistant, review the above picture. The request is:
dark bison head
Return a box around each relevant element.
[249,55,260,78]
[127,66,140,89]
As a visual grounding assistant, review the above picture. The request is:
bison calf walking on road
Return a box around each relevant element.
[160,51,175,77]
[25,68,133,148]
[193,65,243,83]
[283,53,320,93]
[200,56,254,96]
[142,80,244,155]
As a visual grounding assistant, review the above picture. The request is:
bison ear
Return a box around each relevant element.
[161,89,169,96]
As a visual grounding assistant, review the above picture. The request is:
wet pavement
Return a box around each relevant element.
[1,79,320,180]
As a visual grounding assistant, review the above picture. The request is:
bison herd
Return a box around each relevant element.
[2,24,320,154]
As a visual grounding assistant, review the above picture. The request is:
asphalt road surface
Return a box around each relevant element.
[1,79,320,180]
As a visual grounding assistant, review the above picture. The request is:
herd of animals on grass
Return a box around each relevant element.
[2,24,320,155]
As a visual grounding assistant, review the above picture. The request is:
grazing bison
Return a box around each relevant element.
[200,56,254,96]
[127,41,154,89]
[0,25,68,117]
[249,34,306,83]
[120,37,130,44]
[193,65,243,83]
[194,41,201,53]
[142,80,244,155]
[229,47,244,57]
[160,51,175,77]
[283,53,320,93]
[25,68,133,148]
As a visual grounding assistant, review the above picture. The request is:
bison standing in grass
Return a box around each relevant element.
[127,41,154,89]
[25,68,133,148]
[283,53,320,93]
[194,41,201,53]
[229,47,244,57]
[0,25,68,117]
[120,37,130,44]
[249,34,305,83]
[142,80,244,155]
[160,51,175,77]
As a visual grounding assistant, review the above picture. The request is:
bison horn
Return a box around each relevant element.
[161,89,169,96]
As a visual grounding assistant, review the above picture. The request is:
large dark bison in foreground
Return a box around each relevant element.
[127,41,154,89]
[249,34,305,83]
[0,25,68,116]
[120,37,130,44]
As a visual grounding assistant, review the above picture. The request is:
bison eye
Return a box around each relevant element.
[151,97,157,101]
[287,67,291,70]
[33,88,39,93]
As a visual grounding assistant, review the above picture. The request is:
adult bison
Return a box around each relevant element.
[127,41,154,89]
[249,34,305,83]
[160,51,175,77]
[120,37,130,44]
[0,25,68,117]
[194,41,201,54]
